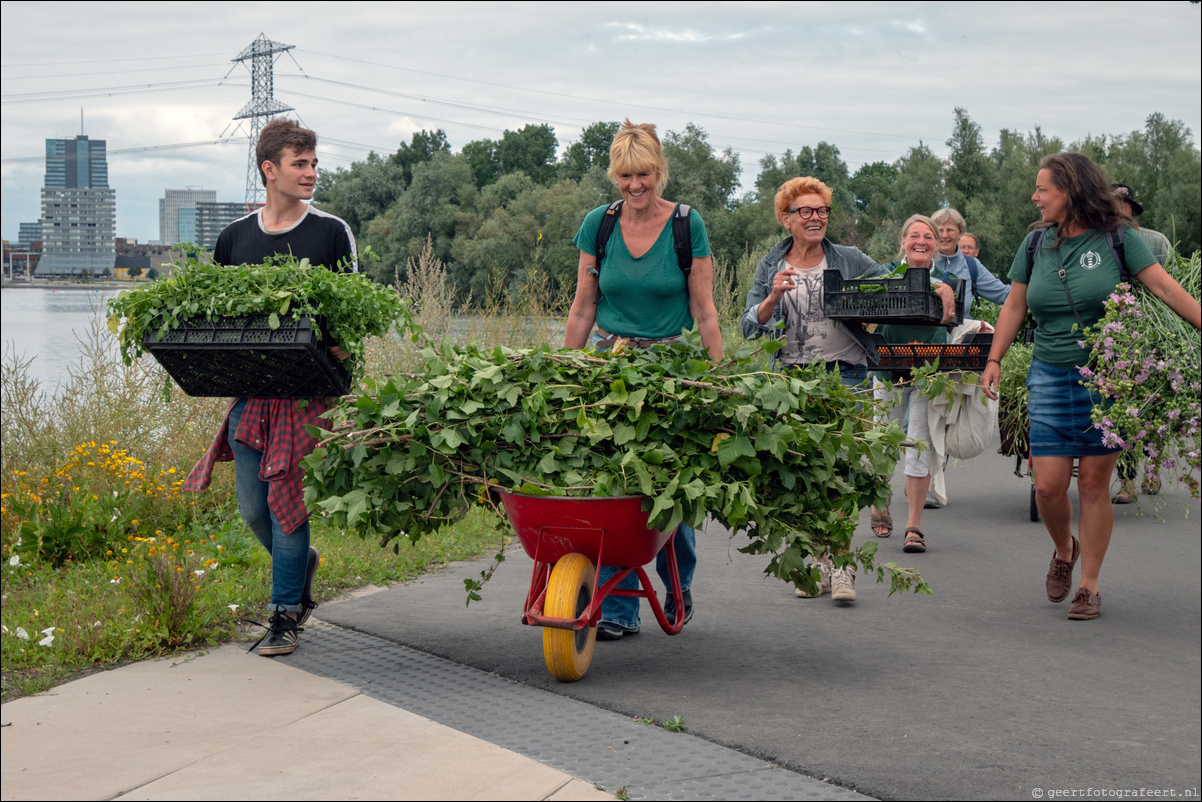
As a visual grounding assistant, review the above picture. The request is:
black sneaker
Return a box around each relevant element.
[596,621,640,641]
[258,606,301,656]
[298,547,319,626]
[664,588,693,627]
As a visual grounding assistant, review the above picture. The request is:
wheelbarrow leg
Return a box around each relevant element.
[643,527,686,635]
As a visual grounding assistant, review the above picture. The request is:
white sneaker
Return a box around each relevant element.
[831,567,857,602]
[924,492,944,509]
[795,558,832,598]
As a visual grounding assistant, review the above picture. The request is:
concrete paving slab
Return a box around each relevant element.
[0,645,357,801]
[0,644,614,802]
[125,693,603,801]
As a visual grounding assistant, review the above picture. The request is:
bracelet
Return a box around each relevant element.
[987,358,1001,366]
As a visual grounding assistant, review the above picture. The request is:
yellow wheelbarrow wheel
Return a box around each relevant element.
[542,552,597,682]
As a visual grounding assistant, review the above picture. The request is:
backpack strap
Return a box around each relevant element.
[1025,227,1049,272]
[1104,227,1130,284]
[592,199,624,276]
[593,200,694,279]
[673,204,693,276]
[965,255,980,287]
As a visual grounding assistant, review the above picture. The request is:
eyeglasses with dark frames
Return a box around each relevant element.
[786,206,831,220]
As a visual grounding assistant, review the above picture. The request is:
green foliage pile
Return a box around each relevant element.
[303,335,927,598]
[105,254,411,381]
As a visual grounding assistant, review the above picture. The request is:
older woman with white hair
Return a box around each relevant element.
[565,119,721,640]
[932,207,1011,313]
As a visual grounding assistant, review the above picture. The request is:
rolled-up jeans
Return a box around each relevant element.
[589,329,698,629]
[228,399,310,613]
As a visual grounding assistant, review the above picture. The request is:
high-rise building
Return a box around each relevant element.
[159,188,216,245]
[195,202,249,250]
[44,135,109,190]
[36,135,116,276]
[18,221,42,250]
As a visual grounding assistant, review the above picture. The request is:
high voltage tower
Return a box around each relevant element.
[231,33,295,205]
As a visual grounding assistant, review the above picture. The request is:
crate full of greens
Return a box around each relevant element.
[107,253,410,398]
[823,266,965,326]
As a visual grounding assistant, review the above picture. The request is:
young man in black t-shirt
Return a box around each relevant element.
[210,119,356,656]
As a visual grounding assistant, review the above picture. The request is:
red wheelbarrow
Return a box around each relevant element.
[499,491,686,682]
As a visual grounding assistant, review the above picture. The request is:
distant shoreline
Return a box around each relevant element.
[1,282,139,291]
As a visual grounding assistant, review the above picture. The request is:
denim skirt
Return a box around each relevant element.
[1026,357,1116,458]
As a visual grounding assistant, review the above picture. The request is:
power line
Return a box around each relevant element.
[1,79,242,104]
[0,52,226,68]
[298,47,936,143]
[1,62,234,82]
[276,73,593,128]
[0,138,249,165]
[275,88,506,133]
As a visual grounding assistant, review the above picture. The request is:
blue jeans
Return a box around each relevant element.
[228,399,310,613]
[589,328,698,629]
[598,525,697,629]
[828,360,867,388]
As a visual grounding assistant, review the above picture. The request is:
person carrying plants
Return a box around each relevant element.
[564,119,722,641]
[981,152,1200,621]
[1108,183,1171,505]
[740,175,895,603]
[183,119,357,656]
[868,215,958,554]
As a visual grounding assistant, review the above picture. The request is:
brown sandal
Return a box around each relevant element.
[870,510,893,538]
[903,527,926,553]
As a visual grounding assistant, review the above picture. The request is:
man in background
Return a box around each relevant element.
[1109,184,1169,504]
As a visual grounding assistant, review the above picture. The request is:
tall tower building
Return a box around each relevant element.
[37,135,116,276]
[159,188,217,245]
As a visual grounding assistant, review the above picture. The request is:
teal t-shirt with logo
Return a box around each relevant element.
[574,204,711,340]
[1008,227,1156,369]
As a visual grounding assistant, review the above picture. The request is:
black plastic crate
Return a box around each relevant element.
[861,331,993,376]
[823,268,966,326]
[145,315,351,398]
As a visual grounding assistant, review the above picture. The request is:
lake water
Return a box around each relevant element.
[0,288,569,394]
[1,287,117,391]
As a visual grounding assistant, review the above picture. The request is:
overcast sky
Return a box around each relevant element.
[2,1,1199,243]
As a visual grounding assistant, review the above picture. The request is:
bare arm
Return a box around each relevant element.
[756,267,797,324]
[981,281,1029,400]
[1133,263,1202,330]
[688,255,724,361]
[564,250,600,349]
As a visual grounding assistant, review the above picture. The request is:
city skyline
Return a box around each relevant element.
[2,2,1200,243]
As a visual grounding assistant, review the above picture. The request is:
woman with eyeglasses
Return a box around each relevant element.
[741,178,942,603]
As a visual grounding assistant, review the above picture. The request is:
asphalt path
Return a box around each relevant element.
[318,434,1201,800]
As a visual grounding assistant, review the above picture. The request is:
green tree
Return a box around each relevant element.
[892,142,946,222]
[988,127,1063,268]
[945,108,996,215]
[389,129,451,187]
[363,152,478,285]
[127,264,143,279]
[848,161,899,246]
[462,139,498,189]
[146,267,159,281]
[560,121,620,181]
[496,125,559,185]
[314,152,406,237]
[662,124,741,215]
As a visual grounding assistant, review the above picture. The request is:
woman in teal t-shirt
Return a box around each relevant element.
[563,120,723,642]
[982,152,1200,622]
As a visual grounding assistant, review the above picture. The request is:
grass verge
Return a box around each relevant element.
[1,507,502,703]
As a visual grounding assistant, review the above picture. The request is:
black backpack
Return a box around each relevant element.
[593,200,694,279]
[1024,225,1129,331]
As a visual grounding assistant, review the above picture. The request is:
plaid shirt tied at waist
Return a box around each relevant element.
[182,397,336,535]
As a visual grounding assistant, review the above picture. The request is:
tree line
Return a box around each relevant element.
[314,110,1201,302]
